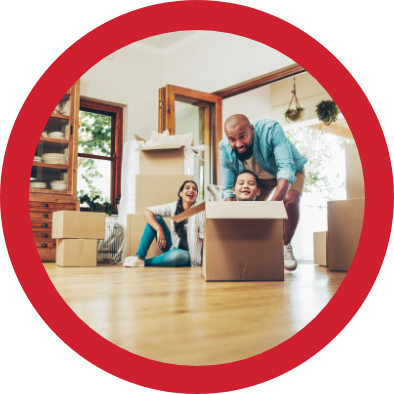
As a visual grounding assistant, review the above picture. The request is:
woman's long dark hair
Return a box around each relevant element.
[174,180,198,239]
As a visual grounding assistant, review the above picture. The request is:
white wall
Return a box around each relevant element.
[163,32,294,93]
[222,85,271,134]
[80,46,163,142]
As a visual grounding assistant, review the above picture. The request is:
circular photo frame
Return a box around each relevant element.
[1,1,393,393]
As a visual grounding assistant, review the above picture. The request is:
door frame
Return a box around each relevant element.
[159,85,222,185]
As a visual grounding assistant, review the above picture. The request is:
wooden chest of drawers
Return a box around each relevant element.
[30,196,80,262]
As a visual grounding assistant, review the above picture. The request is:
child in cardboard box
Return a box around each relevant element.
[232,170,262,201]
[123,180,204,268]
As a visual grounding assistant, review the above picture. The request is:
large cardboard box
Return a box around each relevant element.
[345,143,365,199]
[173,201,288,281]
[135,134,189,175]
[135,175,194,213]
[52,211,105,239]
[314,231,328,267]
[56,239,98,267]
[327,198,365,271]
[126,214,171,258]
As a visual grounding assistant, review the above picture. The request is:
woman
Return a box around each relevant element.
[123,180,204,267]
[232,170,262,201]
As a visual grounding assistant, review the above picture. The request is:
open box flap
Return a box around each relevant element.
[134,133,193,151]
[172,201,288,222]
[206,201,288,219]
[172,202,206,223]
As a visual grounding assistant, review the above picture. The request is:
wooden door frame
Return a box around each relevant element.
[213,64,305,98]
[79,99,123,204]
[159,85,222,184]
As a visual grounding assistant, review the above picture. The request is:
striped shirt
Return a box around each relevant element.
[147,201,205,267]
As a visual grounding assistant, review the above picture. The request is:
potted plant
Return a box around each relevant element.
[315,100,341,125]
[78,194,117,216]
[285,107,305,122]
[284,78,305,123]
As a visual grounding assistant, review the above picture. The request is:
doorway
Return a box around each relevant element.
[158,85,222,201]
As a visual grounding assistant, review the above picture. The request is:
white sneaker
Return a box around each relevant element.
[284,244,298,271]
[123,256,144,267]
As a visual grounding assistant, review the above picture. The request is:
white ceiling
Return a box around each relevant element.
[131,31,212,55]
[139,31,198,49]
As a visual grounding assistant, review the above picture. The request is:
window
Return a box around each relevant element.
[77,100,123,207]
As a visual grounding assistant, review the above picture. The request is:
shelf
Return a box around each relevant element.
[39,137,69,148]
[51,113,70,120]
[32,162,68,171]
[29,188,71,195]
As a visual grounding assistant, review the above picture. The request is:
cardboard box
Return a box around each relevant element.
[135,134,188,175]
[126,214,171,258]
[173,201,288,281]
[345,143,365,199]
[52,211,105,239]
[135,175,194,213]
[56,239,98,267]
[328,198,365,271]
[314,231,328,267]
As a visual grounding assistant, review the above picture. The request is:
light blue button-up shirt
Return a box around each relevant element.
[219,119,308,201]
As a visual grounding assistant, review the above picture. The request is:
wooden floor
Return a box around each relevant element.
[45,261,346,366]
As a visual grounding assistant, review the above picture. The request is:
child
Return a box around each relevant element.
[232,170,261,201]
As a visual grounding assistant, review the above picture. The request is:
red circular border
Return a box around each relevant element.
[1,1,393,392]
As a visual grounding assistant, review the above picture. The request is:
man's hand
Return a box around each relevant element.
[271,179,291,201]
[157,227,166,249]
[225,197,237,201]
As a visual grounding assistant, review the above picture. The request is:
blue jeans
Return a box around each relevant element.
[136,216,191,267]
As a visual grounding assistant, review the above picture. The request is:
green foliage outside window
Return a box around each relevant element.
[285,127,351,200]
[78,111,112,202]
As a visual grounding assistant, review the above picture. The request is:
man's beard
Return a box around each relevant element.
[233,143,254,161]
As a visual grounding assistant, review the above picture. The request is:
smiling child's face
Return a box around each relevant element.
[232,173,261,201]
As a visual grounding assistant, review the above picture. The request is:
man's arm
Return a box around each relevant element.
[270,179,291,201]
[219,146,237,201]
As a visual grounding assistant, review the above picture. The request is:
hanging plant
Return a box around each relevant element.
[284,78,305,123]
[315,100,340,125]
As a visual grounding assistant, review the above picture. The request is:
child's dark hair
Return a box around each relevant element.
[233,170,260,187]
[174,180,198,238]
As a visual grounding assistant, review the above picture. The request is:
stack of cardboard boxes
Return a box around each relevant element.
[314,143,365,271]
[52,211,106,266]
[126,143,194,259]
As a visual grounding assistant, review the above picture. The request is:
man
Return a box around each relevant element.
[220,114,308,271]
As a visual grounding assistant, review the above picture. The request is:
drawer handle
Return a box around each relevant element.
[42,223,48,228]
[42,233,48,238]
[41,243,48,248]
[43,204,49,207]
[42,214,48,218]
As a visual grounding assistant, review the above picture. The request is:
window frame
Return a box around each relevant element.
[78,99,123,205]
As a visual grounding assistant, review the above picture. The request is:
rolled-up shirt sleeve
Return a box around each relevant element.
[220,146,236,200]
[271,123,296,184]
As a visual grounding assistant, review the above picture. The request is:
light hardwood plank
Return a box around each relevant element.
[45,262,345,365]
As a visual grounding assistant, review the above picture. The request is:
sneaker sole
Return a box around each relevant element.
[284,262,298,271]
[123,262,144,267]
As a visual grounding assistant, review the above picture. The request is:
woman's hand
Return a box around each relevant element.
[157,227,166,249]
